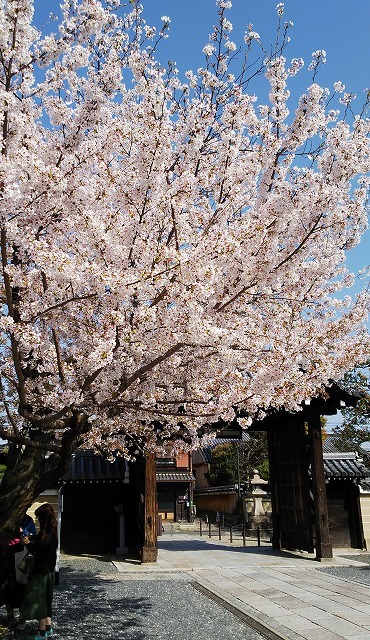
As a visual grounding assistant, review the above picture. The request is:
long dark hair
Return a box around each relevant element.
[35,503,57,543]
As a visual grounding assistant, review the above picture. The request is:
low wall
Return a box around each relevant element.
[194,488,273,523]
[28,489,60,526]
[194,488,238,515]
[359,491,370,550]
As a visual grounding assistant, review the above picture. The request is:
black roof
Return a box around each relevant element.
[156,472,195,483]
[323,453,369,479]
[63,449,129,483]
[196,431,251,463]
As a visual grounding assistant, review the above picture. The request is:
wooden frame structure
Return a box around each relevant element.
[253,383,359,560]
[140,383,359,562]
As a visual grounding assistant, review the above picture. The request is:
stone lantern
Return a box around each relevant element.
[245,470,271,533]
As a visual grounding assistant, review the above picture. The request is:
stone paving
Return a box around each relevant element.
[114,532,370,640]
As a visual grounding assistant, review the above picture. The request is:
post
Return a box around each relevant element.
[219,523,222,540]
[208,522,211,538]
[230,525,233,543]
[236,443,241,501]
[189,480,194,523]
[141,453,158,563]
[257,526,260,547]
[116,507,128,555]
[242,524,246,547]
[308,411,333,560]
[200,519,202,536]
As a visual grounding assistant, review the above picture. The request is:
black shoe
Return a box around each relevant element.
[14,621,26,631]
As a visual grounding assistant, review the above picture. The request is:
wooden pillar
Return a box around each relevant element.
[349,484,366,550]
[141,452,158,563]
[308,412,333,560]
[267,428,281,550]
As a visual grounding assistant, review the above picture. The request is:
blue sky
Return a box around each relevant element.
[137,0,370,284]
[32,1,370,429]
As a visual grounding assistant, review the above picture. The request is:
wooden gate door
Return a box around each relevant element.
[269,420,314,552]
[176,498,187,521]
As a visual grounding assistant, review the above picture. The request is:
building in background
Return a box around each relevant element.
[156,452,195,523]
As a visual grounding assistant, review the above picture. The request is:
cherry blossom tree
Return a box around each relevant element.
[0,0,369,547]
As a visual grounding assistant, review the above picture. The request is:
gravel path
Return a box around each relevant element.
[7,555,266,640]
[319,553,370,586]
[6,553,370,640]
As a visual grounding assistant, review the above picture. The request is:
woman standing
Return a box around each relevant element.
[16,503,58,639]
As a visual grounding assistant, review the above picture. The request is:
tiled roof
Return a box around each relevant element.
[360,479,370,491]
[322,434,354,454]
[323,435,341,454]
[196,431,251,463]
[322,438,370,479]
[323,453,369,479]
[194,484,238,495]
[156,472,195,483]
[63,450,129,483]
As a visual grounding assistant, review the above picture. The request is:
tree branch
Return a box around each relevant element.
[0,426,62,454]
[31,292,98,321]
[18,406,72,429]
[0,376,20,437]
[122,343,187,391]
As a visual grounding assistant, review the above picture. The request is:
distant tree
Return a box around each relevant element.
[321,416,328,444]
[206,443,236,486]
[332,365,370,452]
[206,433,268,487]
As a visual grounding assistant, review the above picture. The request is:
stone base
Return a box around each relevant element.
[315,542,333,561]
[116,546,128,555]
[141,544,158,563]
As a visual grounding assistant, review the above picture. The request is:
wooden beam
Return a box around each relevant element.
[141,452,158,563]
[308,412,333,560]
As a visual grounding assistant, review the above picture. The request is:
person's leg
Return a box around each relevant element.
[6,604,15,625]
[34,618,47,639]
[45,617,53,636]
[39,618,46,631]
[35,617,52,638]
[45,571,54,636]
[6,557,17,624]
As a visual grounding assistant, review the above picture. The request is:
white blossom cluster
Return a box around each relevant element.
[308,49,327,72]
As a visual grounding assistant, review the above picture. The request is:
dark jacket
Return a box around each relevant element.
[32,531,57,575]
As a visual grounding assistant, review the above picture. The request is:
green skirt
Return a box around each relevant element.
[20,571,54,621]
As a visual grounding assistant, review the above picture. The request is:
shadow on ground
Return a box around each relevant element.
[2,561,265,640]
[1,565,150,640]
[158,537,320,561]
